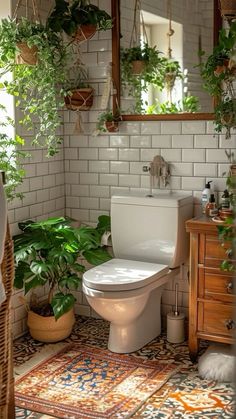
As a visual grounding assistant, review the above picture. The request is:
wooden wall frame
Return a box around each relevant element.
[111,0,222,122]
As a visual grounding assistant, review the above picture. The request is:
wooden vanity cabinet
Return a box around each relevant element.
[186,216,236,361]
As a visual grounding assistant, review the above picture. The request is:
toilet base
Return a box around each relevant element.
[108,287,162,353]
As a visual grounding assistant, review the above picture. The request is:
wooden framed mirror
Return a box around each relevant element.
[111,0,222,121]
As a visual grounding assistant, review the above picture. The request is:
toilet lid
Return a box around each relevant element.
[83,258,169,291]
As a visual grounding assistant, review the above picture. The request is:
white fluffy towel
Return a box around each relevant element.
[0,178,7,306]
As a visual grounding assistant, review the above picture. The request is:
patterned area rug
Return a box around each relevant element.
[15,342,178,418]
[14,317,235,418]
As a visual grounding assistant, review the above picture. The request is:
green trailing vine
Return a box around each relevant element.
[0,17,68,157]
[0,105,29,201]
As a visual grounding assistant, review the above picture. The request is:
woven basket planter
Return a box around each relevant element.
[64,87,94,111]
[219,0,236,18]
[16,42,38,65]
[73,24,97,42]
[131,60,146,75]
[27,308,75,343]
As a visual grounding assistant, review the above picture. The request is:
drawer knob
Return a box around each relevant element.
[225,319,236,330]
[226,282,234,293]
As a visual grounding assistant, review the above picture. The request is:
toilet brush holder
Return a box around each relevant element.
[167,311,185,343]
[167,283,185,343]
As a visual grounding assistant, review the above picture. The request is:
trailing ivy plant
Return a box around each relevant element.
[0,17,68,156]
[0,105,29,201]
[218,152,236,272]
[200,21,236,138]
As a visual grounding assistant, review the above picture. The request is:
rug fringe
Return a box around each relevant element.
[14,342,69,377]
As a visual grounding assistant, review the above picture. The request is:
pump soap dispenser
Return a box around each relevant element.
[201,181,212,214]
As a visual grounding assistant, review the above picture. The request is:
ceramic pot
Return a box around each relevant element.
[105,121,119,132]
[27,308,75,342]
[16,43,38,65]
[64,88,94,111]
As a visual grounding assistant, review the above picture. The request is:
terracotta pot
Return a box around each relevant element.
[131,60,146,75]
[64,88,94,111]
[219,0,236,18]
[73,24,97,42]
[16,43,38,65]
[105,121,119,132]
[27,308,75,342]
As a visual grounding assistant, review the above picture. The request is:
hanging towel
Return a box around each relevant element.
[0,177,7,306]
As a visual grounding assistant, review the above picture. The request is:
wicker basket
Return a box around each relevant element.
[0,222,15,419]
[219,0,236,18]
[16,42,38,65]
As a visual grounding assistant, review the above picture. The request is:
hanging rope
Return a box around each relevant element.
[130,0,141,47]
[167,0,175,59]
[13,0,40,22]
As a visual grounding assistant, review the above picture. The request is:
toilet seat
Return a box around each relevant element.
[83,258,169,292]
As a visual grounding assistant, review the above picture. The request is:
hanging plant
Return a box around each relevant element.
[121,43,167,113]
[47,0,112,42]
[0,17,68,156]
[200,21,236,138]
[97,110,121,133]
[163,60,183,93]
[64,63,94,111]
[0,105,29,201]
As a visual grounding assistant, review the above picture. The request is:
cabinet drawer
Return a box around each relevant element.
[199,267,235,303]
[204,235,231,268]
[198,302,235,337]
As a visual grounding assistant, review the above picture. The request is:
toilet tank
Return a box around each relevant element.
[111,193,193,268]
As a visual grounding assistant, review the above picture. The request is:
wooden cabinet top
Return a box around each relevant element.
[186,216,220,235]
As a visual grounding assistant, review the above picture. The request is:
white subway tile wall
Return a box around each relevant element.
[9,0,236,338]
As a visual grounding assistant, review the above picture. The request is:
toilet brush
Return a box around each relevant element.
[167,283,185,343]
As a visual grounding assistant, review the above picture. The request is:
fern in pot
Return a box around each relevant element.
[14,215,112,342]
[0,17,68,156]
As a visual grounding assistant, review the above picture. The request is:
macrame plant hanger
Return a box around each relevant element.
[13,0,40,22]
[166,0,175,103]
[13,0,41,64]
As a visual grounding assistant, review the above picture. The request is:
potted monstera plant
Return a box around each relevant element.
[47,0,112,42]
[0,17,67,156]
[14,215,111,342]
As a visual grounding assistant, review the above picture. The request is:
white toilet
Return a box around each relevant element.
[82,192,193,353]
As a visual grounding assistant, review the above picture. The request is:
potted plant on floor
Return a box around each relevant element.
[0,17,67,156]
[47,0,112,42]
[97,109,121,133]
[14,215,112,342]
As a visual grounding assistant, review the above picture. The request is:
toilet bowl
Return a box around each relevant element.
[82,193,193,353]
[83,258,178,353]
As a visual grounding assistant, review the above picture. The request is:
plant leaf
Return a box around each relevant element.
[51,292,75,320]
